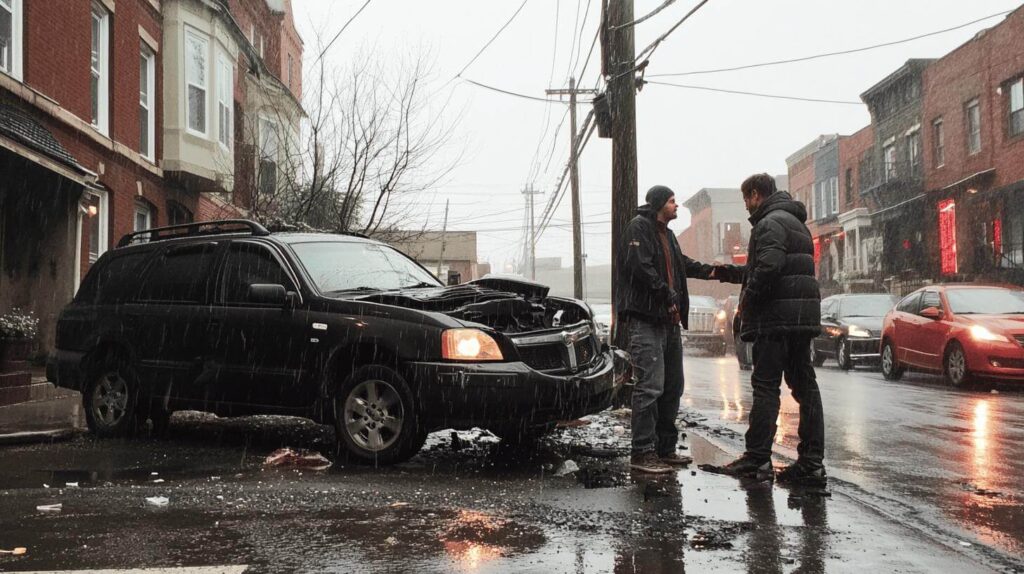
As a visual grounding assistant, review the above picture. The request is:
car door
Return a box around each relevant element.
[913,290,951,370]
[816,298,839,358]
[892,292,922,365]
[126,241,220,403]
[207,241,313,409]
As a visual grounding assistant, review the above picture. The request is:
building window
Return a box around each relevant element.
[933,118,944,167]
[185,27,209,135]
[259,36,264,59]
[1010,78,1024,137]
[0,0,22,80]
[167,201,193,226]
[134,203,152,243]
[90,4,110,135]
[84,189,109,264]
[139,45,155,161]
[217,51,233,149]
[258,117,279,197]
[907,131,920,175]
[966,98,981,155]
[249,23,255,45]
[829,176,839,215]
[883,143,897,182]
[287,53,294,89]
[844,168,853,205]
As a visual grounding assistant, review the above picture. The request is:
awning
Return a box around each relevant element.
[0,103,92,187]
[939,168,996,194]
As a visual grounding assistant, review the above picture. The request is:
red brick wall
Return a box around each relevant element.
[787,153,815,214]
[923,7,1024,193]
[838,125,873,212]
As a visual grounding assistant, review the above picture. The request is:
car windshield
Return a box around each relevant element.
[946,288,1024,315]
[690,296,717,308]
[289,241,442,294]
[840,295,897,317]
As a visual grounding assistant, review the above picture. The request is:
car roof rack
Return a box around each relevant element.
[117,219,271,248]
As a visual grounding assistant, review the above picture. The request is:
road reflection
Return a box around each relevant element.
[440,509,544,571]
[743,482,829,574]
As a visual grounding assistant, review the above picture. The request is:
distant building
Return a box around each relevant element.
[384,231,479,283]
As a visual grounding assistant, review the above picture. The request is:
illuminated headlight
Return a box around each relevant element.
[969,324,1009,343]
[442,329,504,361]
[848,325,872,338]
[716,310,727,321]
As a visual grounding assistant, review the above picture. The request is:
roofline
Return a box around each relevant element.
[860,59,935,103]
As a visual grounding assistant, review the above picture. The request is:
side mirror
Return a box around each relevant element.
[920,306,944,320]
[248,284,288,306]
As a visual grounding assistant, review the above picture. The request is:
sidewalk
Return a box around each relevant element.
[0,373,84,444]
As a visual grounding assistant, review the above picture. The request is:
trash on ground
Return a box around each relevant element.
[152,479,165,483]
[959,541,973,547]
[65,482,79,488]
[36,503,62,513]
[0,548,27,555]
[556,419,592,428]
[554,460,580,476]
[145,496,169,507]
[262,447,332,471]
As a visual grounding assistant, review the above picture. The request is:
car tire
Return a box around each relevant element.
[333,365,427,465]
[880,340,904,381]
[836,337,853,371]
[811,342,826,367]
[83,362,140,438]
[943,341,972,388]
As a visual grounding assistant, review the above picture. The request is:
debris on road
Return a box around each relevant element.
[36,503,62,513]
[0,548,27,555]
[262,447,332,471]
[145,496,169,507]
[554,460,580,476]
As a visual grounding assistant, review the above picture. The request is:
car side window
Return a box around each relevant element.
[220,243,296,304]
[896,292,921,314]
[919,291,942,313]
[75,252,148,305]
[135,243,219,304]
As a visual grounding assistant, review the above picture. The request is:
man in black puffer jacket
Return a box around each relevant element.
[616,185,717,474]
[710,174,826,486]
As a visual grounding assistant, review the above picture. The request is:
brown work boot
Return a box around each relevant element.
[659,452,694,466]
[630,452,674,474]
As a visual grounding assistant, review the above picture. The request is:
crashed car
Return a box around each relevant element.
[48,220,621,464]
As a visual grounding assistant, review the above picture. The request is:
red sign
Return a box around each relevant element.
[812,238,821,264]
[732,253,748,265]
[938,199,957,275]
[993,217,1002,263]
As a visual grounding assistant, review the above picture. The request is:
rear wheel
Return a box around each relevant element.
[83,363,140,438]
[333,365,426,465]
[811,341,826,367]
[881,340,904,381]
[944,341,971,388]
[836,337,853,371]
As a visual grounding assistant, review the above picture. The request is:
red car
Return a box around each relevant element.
[880,285,1024,386]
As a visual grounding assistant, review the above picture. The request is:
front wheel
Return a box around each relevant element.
[880,340,904,381]
[333,365,426,465]
[944,341,972,388]
[811,341,826,367]
[83,364,140,438]
[836,337,853,371]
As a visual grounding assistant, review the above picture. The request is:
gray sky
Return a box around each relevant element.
[293,0,1021,271]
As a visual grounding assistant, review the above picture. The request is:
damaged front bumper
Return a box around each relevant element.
[408,347,624,430]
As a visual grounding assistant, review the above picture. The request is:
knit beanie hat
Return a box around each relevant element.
[645,185,675,212]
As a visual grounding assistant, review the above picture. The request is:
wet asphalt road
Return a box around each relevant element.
[680,350,1024,564]
[0,355,1021,573]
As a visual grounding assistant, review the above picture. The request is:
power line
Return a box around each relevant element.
[610,0,677,30]
[461,78,574,104]
[635,0,711,64]
[455,0,530,79]
[646,80,864,105]
[649,9,1013,78]
[313,0,373,64]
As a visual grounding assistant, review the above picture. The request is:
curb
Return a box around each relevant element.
[0,428,79,446]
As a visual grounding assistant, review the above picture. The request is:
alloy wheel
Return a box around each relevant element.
[90,371,129,428]
[342,379,404,452]
[947,346,967,386]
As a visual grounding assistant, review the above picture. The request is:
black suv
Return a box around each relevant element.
[48,220,621,464]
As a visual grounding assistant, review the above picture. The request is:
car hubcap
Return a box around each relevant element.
[91,371,128,427]
[342,380,403,452]
[838,343,846,366]
[949,350,965,383]
[882,346,893,374]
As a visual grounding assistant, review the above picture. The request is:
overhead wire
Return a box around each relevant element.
[454,0,530,79]
[645,80,864,105]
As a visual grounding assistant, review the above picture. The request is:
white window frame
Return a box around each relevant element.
[85,189,109,264]
[883,143,897,182]
[0,0,23,80]
[139,44,156,161]
[258,115,279,194]
[966,98,982,155]
[185,26,209,137]
[908,131,921,172]
[1009,78,1024,137]
[90,3,110,136]
[217,50,233,150]
[933,118,945,168]
[259,36,264,59]
[134,203,152,234]
[829,176,839,216]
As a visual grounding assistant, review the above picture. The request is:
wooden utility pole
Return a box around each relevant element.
[436,198,450,278]
[605,0,638,345]
[546,77,598,300]
[521,184,542,280]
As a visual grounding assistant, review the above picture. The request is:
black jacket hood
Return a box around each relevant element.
[749,191,807,225]
[636,204,658,219]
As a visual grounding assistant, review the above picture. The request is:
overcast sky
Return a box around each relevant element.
[293,0,1021,271]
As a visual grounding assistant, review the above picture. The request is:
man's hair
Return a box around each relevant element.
[741,173,777,198]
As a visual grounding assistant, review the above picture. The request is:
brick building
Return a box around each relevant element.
[921,6,1024,285]
[786,135,844,292]
[836,124,878,292]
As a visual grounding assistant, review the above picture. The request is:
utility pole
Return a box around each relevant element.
[546,77,598,300]
[436,198,450,279]
[604,0,638,346]
[521,184,542,280]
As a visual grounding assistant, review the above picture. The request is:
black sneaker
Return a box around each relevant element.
[700,456,773,480]
[630,452,674,474]
[776,463,827,487]
[659,452,694,467]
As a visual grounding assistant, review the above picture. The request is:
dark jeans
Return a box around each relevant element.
[629,318,684,456]
[745,335,825,469]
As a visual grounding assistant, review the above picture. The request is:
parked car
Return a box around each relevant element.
[812,293,897,370]
[48,220,622,463]
[721,295,751,369]
[683,296,728,355]
[880,284,1024,386]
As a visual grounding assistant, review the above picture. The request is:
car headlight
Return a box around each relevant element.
[442,329,504,361]
[716,310,727,321]
[969,324,1009,343]
[848,325,871,338]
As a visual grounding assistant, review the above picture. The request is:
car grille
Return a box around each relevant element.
[514,327,600,373]
[688,311,714,333]
[1015,334,1024,347]
[517,344,566,371]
